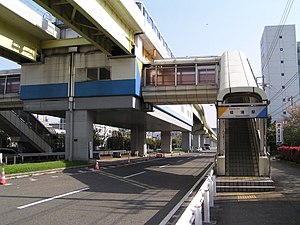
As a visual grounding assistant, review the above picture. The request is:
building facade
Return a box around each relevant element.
[260,25,299,122]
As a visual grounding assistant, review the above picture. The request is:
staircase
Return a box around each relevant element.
[216,176,275,192]
[225,118,259,176]
[0,110,55,152]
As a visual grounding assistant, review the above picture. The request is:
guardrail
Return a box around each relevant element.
[19,152,65,163]
[176,169,216,225]
[176,170,216,225]
[159,163,215,225]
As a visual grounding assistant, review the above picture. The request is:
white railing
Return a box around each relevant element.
[176,170,216,225]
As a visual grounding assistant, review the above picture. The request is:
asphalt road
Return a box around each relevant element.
[0,153,215,225]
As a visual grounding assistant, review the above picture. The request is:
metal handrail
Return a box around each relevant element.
[159,162,215,225]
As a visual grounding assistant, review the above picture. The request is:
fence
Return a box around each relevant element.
[176,169,216,225]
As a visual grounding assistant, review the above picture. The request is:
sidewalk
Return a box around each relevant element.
[95,152,180,166]
[211,159,300,225]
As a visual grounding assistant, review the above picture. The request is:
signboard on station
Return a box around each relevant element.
[276,122,284,145]
[217,106,267,119]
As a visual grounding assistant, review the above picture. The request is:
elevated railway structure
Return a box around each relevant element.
[0,1,269,177]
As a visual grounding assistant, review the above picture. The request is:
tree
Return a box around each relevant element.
[283,105,300,146]
[107,130,130,150]
[53,133,65,152]
[146,138,161,150]
[172,132,182,149]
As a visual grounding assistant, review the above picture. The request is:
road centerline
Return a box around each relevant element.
[123,171,146,179]
[17,187,90,210]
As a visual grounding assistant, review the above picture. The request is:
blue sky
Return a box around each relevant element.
[139,0,300,127]
[1,0,299,127]
[140,0,299,75]
[2,0,299,73]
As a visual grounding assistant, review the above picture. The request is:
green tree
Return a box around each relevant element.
[146,138,161,150]
[172,134,182,149]
[283,105,300,146]
[53,133,65,152]
[107,130,130,150]
[93,130,103,147]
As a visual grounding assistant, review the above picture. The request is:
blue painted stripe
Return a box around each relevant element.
[20,83,68,100]
[20,79,141,100]
[75,79,139,97]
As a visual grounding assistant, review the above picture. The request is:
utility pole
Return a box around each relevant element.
[288,96,294,106]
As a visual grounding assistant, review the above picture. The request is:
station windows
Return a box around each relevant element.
[87,67,111,81]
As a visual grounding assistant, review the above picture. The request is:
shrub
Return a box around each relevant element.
[278,146,300,163]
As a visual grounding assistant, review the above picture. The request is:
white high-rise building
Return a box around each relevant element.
[260,25,299,122]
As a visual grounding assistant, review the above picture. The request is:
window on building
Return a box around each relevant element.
[87,67,111,81]
[87,68,98,80]
[99,67,110,80]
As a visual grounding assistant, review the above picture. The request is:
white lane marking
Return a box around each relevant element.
[177,160,183,163]
[159,164,169,168]
[158,169,211,225]
[29,177,37,182]
[123,171,146,179]
[17,187,89,210]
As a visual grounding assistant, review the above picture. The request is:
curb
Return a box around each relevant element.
[5,164,91,180]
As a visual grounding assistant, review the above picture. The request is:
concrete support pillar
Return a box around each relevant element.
[192,134,200,149]
[218,119,226,155]
[65,110,93,161]
[131,125,147,156]
[182,131,191,151]
[200,135,205,148]
[161,131,172,153]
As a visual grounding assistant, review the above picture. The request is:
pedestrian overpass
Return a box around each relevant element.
[0,0,269,176]
[142,51,269,176]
